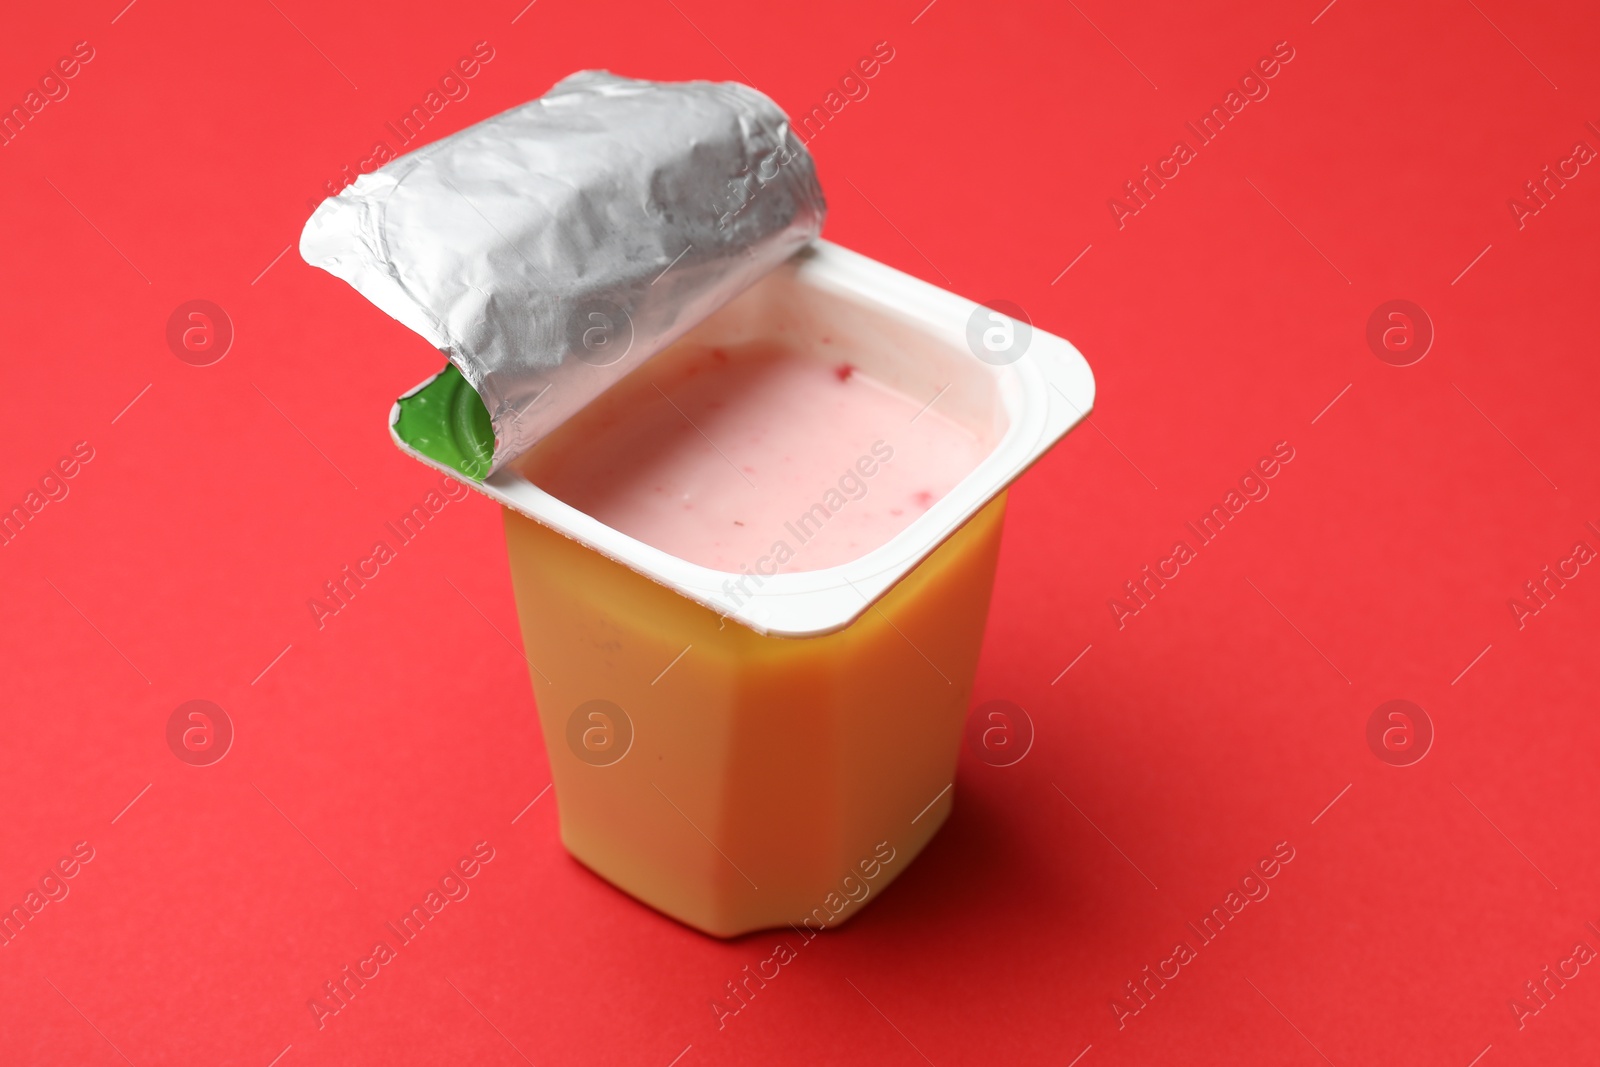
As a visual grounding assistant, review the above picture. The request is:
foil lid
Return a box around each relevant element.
[300,70,826,475]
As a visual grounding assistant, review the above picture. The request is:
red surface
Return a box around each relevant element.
[3,1,1598,1064]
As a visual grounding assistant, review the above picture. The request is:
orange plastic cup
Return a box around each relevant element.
[504,491,1007,936]
[395,240,1094,936]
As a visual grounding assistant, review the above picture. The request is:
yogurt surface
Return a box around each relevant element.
[520,340,990,572]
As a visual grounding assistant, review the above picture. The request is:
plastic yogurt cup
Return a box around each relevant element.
[391,240,1093,936]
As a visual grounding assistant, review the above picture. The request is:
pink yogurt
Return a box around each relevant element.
[520,340,990,572]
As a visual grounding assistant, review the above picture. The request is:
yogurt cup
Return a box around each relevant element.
[391,239,1094,936]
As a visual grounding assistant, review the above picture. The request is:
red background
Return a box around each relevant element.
[3,0,1598,1063]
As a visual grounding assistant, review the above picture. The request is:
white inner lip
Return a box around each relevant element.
[412,240,1094,637]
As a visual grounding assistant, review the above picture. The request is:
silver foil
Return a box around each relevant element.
[300,70,826,474]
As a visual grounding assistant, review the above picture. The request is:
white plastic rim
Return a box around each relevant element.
[392,239,1096,638]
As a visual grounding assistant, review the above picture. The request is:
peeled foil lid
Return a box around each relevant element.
[300,70,826,474]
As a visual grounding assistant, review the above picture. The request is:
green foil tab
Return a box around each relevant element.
[393,364,495,481]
